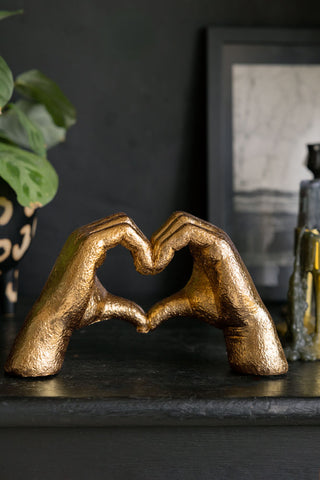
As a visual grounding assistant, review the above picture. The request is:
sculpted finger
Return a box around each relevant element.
[33,214,152,323]
[151,211,223,244]
[151,214,197,272]
[152,217,233,273]
[151,211,187,243]
[80,213,143,240]
[77,214,153,274]
[77,212,128,235]
[151,211,219,272]
[79,277,149,331]
[118,221,153,274]
[80,277,148,331]
[147,290,192,330]
[52,213,134,283]
[152,222,209,272]
[100,293,148,333]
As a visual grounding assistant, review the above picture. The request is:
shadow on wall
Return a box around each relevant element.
[96,28,208,305]
[176,28,207,219]
[155,28,207,301]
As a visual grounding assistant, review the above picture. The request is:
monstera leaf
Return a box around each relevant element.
[0,100,66,150]
[0,57,13,112]
[0,143,58,207]
[15,70,76,129]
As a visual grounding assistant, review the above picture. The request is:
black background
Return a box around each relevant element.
[1,0,320,305]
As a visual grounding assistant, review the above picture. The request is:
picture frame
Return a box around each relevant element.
[207,28,320,301]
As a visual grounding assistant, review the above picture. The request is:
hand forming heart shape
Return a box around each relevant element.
[4,212,288,377]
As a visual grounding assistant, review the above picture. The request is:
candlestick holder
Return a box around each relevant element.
[286,144,320,360]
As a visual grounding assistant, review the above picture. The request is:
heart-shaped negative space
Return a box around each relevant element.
[4,211,288,378]
[95,241,193,325]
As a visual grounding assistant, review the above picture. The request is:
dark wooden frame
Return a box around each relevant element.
[207,28,320,300]
[207,27,320,232]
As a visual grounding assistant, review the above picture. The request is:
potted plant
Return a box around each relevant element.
[0,9,77,314]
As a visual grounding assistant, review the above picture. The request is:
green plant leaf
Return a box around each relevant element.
[0,10,23,21]
[0,100,66,150]
[0,142,58,207]
[0,104,30,148]
[8,103,46,157]
[0,57,13,112]
[15,70,76,129]
[0,131,14,144]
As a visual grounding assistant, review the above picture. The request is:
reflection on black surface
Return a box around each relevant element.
[1,303,320,399]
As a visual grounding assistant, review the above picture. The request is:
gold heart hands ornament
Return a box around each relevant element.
[4,212,288,377]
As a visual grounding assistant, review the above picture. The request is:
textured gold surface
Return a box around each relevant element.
[5,212,288,377]
[286,228,320,360]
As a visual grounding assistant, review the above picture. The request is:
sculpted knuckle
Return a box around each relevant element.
[122,217,136,233]
[183,222,194,237]
[121,214,132,224]
[122,222,134,236]
[178,215,188,227]
[169,211,184,223]
[69,228,85,243]
[181,212,192,221]
[176,211,191,224]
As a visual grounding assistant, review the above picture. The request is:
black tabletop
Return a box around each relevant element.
[1,300,320,428]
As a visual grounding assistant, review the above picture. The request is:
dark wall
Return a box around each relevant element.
[1,0,320,305]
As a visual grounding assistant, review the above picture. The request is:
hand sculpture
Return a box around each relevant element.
[5,212,288,377]
[5,213,153,377]
[148,212,288,375]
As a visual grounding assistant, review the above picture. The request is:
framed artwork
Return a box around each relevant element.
[207,28,320,301]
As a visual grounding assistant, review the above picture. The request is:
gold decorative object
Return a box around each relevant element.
[285,144,320,360]
[5,212,288,377]
[286,227,320,360]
